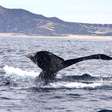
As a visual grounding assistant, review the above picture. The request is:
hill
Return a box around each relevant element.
[0,5,112,36]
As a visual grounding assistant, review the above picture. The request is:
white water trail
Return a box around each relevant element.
[3,65,39,78]
[47,81,103,89]
[3,65,105,89]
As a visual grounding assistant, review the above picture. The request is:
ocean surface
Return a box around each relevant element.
[0,36,112,112]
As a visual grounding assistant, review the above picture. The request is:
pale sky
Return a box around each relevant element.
[0,0,112,24]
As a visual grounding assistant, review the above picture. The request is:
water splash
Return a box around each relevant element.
[2,65,112,89]
[2,65,40,87]
[3,65,39,78]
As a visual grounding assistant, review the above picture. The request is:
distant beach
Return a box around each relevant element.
[0,33,112,41]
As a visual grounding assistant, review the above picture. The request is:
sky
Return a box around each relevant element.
[0,0,112,24]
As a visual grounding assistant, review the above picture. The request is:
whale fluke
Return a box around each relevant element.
[27,51,112,82]
[63,54,112,68]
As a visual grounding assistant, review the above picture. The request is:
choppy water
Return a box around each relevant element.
[0,36,112,112]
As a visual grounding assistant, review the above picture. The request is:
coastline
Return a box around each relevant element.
[0,33,112,41]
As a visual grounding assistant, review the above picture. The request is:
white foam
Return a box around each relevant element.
[3,65,39,78]
[2,65,104,89]
[49,82,103,89]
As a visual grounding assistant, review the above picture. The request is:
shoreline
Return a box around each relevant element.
[0,33,112,41]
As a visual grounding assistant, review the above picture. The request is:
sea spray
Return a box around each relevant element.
[3,65,39,78]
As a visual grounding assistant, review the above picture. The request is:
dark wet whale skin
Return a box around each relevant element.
[27,51,112,83]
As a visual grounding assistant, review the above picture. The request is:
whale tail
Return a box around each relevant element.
[26,51,65,72]
[26,51,112,81]
[63,54,112,68]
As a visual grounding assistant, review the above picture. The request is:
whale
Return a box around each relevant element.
[26,51,112,83]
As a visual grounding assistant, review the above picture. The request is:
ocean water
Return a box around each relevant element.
[0,36,112,112]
